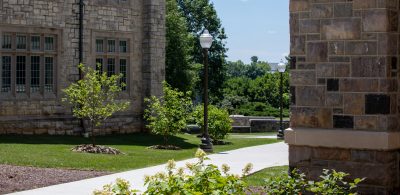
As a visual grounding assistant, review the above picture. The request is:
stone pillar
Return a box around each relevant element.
[142,0,166,98]
[288,0,400,194]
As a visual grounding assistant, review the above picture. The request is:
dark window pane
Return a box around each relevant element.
[45,57,54,92]
[31,56,41,93]
[31,36,41,51]
[16,56,26,93]
[96,58,103,74]
[107,58,115,77]
[1,56,11,92]
[119,40,127,53]
[120,59,127,91]
[45,37,54,51]
[16,35,27,49]
[2,34,12,49]
[96,39,104,53]
[108,40,115,52]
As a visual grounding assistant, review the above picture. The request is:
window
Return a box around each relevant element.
[16,56,26,93]
[107,58,115,77]
[96,37,130,91]
[120,40,127,53]
[31,36,40,51]
[45,37,54,51]
[31,56,40,93]
[16,35,27,50]
[108,40,115,52]
[2,34,11,49]
[0,32,58,96]
[96,39,104,53]
[45,57,54,92]
[120,59,127,91]
[1,56,11,92]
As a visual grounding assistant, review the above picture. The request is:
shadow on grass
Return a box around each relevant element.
[0,133,198,149]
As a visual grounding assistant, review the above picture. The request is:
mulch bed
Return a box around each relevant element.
[0,164,111,194]
[71,144,124,155]
[147,145,182,150]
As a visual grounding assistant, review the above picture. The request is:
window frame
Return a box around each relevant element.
[93,33,131,96]
[0,27,61,100]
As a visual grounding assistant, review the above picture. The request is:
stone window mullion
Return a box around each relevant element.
[26,54,31,97]
[40,55,45,95]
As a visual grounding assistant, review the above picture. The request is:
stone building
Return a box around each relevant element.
[0,0,165,135]
[287,0,400,193]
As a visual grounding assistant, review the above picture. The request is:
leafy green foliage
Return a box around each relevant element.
[166,0,196,92]
[264,169,308,194]
[177,0,228,102]
[235,102,289,118]
[144,149,252,195]
[192,105,233,141]
[144,82,192,145]
[262,168,364,195]
[220,65,290,117]
[63,64,130,144]
[308,169,365,195]
[93,178,139,195]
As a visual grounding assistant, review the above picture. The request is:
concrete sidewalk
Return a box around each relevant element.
[12,142,288,195]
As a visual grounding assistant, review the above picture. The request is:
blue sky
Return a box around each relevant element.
[210,0,289,64]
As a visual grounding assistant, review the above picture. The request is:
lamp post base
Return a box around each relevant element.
[277,129,284,140]
[199,137,213,153]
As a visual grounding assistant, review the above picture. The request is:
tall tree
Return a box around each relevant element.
[250,56,258,64]
[177,0,228,103]
[165,0,194,92]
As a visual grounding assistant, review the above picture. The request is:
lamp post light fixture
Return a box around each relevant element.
[277,60,286,139]
[199,29,213,152]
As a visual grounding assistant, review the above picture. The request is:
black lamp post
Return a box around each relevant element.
[199,29,213,152]
[277,60,286,139]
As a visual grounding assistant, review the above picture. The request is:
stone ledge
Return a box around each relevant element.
[285,128,400,150]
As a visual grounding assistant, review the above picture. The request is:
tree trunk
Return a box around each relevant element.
[91,121,96,146]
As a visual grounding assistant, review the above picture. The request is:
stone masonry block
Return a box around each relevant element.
[307,42,328,62]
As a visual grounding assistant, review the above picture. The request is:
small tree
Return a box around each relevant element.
[144,82,192,146]
[192,105,233,142]
[63,64,130,146]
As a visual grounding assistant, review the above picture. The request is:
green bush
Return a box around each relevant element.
[93,149,252,195]
[144,81,192,146]
[192,105,233,141]
[235,102,289,117]
[93,178,139,195]
[263,169,364,195]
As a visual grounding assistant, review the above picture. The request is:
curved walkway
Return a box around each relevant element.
[11,142,288,195]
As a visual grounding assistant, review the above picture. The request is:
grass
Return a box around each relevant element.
[244,166,288,186]
[0,133,280,172]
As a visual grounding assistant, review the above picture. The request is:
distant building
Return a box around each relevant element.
[0,0,165,135]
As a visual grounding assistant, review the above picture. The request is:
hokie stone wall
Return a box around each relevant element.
[288,0,400,194]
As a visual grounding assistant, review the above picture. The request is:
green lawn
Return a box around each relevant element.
[0,133,280,172]
[244,166,289,186]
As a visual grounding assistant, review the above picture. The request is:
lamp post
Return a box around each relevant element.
[199,29,213,152]
[277,60,286,139]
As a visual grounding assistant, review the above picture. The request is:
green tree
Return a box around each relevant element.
[144,82,192,146]
[250,56,258,64]
[177,0,228,103]
[192,105,232,142]
[166,0,195,92]
[63,64,130,146]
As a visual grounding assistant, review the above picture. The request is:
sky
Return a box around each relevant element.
[210,0,289,64]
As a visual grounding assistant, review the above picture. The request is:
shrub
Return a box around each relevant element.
[93,178,139,195]
[235,102,289,117]
[308,169,364,195]
[264,169,308,194]
[144,81,192,146]
[263,169,364,195]
[192,105,233,141]
[94,149,252,195]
